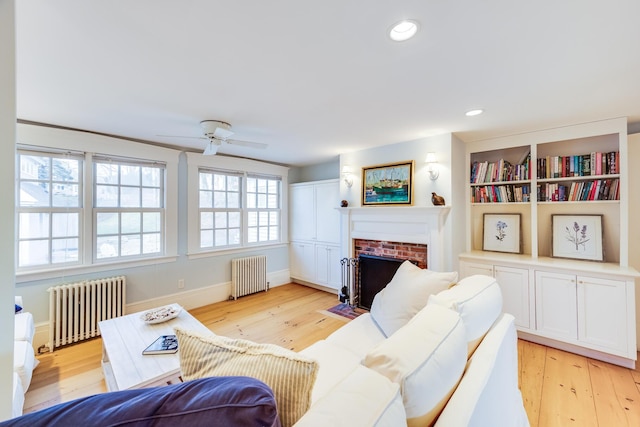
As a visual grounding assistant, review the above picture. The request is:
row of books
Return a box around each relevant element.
[470,156,531,184]
[536,178,619,202]
[536,151,619,179]
[470,184,531,203]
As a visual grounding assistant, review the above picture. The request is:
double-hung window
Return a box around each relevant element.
[17,150,83,268]
[246,175,281,244]
[94,157,165,260]
[198,169,242,249]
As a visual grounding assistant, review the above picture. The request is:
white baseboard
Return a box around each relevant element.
[33,269,291,352]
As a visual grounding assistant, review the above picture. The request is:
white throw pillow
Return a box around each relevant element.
[370,260,458,337]
[428,274,503,357]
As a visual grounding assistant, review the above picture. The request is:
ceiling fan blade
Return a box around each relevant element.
[156,134,207,140]
[226,139,268,149]
[203,140,221,155]
[213,127,234,140]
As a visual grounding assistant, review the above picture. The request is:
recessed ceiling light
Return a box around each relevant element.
[389,20,419,42]
[465,109,484,117]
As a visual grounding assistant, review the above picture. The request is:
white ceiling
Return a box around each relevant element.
[15,1,640,166]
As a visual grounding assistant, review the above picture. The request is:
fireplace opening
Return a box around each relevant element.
[357,254,417,310]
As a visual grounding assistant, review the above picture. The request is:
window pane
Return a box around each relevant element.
[19,213,49,238]
[247,212,257,226]
[269,226,278,240]
[247,178,256,193]
[120,165,140,186]
[257,179,267,193]
[213,191,227,208]
[214,212,227,228]
[143,212,161,232]
[141,167,160,187]
[199,190,212,208]
[247,228,258,243]
[52,158,79,182]
[120,187,140,207]
[200,230,213,248]
[246,194,256,209]
[97,212,119,235]
[227,192,240,208]
[213,174,226,191]
[20,155,49,180]
[96,185,118,207]
[257,194,267,209]
[267,194,278,209]
[143,233,161,254]
[96,163,118,184]
[53,183,80,207]
[229,228,240,245]
[121,235,141,256]
[121,212,141,234]
[200,212,213,229]
[97,236,119,258]
[228,176,240,191]
[229,212,241,228]
[52,213,78,238]
[142,188,160,208]
[19,240,49,266]
[199,173,212,190]
[20,182,49,207]
[52,238,78,263]
[259,226,269,241]
[214,229,227,246]
[268,180,278,193]
[259,211,269,225]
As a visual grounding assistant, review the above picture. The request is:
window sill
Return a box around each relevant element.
[187,243,288,260]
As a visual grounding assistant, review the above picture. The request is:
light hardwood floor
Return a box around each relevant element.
[23,283,640,426]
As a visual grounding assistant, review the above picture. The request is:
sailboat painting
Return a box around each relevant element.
[362,161,414,205]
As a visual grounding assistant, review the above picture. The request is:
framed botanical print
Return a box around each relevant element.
[551,214,604,261]
[482,213,522,254]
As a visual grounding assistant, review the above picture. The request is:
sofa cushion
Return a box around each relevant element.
[324,313,386,360]
[1,376,281,427]
[370,260,458,337]
[294,365,407,427]
[428,274,503,357]
[13,341,36,391]
[14,312,35,343]
[12,373,24,419]
[298,339,361,403]
[175,327,317,427]
[363,304,467,427]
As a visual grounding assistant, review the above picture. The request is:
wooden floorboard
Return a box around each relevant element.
[22,283,640,426]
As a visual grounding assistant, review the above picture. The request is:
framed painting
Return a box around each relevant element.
[482,213,522,254]
[552,214,604,261]
[362,161,414,205]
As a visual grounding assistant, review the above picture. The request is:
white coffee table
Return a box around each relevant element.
[98,303,213,391]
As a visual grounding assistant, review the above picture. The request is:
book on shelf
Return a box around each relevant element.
[142,334,178,355]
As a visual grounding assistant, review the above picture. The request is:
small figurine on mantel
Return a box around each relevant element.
[431,192,445,206]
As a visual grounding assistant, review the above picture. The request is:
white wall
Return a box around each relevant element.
[0,0,15,420]
[289,159,339,183]
[628,133,640,349]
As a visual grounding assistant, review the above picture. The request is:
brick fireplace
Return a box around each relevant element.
[353,239,427,268]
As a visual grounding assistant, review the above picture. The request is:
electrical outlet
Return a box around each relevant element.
[178,279,185,289]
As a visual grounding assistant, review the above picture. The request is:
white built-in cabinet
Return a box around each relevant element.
[289,179,341,290]
[460,118,639,368]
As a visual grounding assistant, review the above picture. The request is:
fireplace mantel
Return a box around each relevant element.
[338,206,451,271]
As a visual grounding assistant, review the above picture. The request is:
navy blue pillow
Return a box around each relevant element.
[15,304,22,314]
[2,376,281,427]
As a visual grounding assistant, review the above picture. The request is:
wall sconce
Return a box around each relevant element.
[425,152,439,180]
[341,165,354,188]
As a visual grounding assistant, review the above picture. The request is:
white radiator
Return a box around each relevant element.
[48,276,126,350]
[231,255,268,299]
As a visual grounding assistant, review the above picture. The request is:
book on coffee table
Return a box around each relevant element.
[142,334,178,355]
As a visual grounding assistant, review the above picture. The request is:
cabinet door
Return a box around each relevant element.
[577,276,628,355]
[459,261,494,278]
[290,242,315,281]
[314,181,340,244]
[289,185,315,241]
[535,271,577,340]
[326,245,342,289]
[494,266,531,330]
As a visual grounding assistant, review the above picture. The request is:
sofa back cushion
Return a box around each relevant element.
[428,274,503,357]
[370,260,458,337]
[363,304,467,427]
[175,328,317,427]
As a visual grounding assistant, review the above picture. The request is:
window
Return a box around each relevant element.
[197,169,281,250]
[246,175,281,244]
[94,158,165,260]
[17,151,82,268]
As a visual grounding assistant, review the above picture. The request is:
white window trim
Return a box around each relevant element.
[16,123,180,281]
[186,152,289,257]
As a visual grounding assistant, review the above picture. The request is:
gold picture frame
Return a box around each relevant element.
[362,161,414,206]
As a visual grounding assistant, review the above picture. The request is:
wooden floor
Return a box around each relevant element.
[23,283,640,426]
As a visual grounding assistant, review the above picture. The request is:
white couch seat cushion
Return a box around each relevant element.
[13,340,36,391]
[324,313,386,360]
[364,304,467,427]
[370,260,458,338]
[428,274,503,357]
[294,365,407,427]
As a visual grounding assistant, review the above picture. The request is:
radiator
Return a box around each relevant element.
[231,255,268,299]
[48,276,126,350]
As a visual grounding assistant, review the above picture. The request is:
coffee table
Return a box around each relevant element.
[98,303,213,391]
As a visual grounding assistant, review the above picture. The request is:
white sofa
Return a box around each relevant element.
[13,297,37,418]
[295,263,530,426]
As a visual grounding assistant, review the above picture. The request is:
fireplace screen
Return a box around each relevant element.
[357,254,413,310]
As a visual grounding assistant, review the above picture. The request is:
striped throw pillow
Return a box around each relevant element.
[175,327,318,427]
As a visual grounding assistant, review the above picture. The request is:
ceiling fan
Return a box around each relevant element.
[158,120,268,155]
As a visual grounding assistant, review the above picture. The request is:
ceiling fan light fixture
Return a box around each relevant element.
[389,20,419,42]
